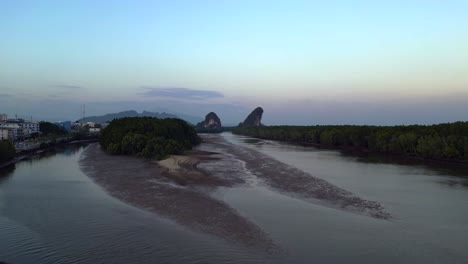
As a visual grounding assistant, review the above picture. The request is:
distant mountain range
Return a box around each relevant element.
[169,112,204,125]
[77,110,202,124]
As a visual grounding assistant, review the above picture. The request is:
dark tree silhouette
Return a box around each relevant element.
[100,117,201,160]
[233,122,468,161]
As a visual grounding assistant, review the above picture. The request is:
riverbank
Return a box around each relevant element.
[0,138,98,170]
[232,122,468,164]
[234,133,468,167]
[3,133,468,263]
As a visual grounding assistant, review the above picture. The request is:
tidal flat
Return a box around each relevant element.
[80,135,390,252]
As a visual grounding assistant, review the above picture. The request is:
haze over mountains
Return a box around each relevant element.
[78,110,203,124]
[79,106,266,129]
[2,2,468,126]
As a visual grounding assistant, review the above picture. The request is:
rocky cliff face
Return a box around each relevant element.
[196,112,222,132]
[240,107,263,127]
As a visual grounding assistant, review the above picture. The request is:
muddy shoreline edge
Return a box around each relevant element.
[79,142,280,254]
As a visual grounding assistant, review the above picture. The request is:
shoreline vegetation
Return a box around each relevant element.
[100,117,200,159]
[0,137,98,170]
[232,121,468,164]
[0,119,98,169]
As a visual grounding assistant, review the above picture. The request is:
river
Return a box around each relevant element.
[1,133,467,263]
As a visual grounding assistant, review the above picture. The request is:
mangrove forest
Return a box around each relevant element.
[232,122,468,161]
[100,117,201,159]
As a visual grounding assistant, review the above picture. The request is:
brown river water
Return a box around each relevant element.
[1,132,468,263]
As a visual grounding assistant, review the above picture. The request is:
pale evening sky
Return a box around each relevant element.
[0,0,467,125]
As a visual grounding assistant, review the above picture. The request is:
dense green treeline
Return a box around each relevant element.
[194,127,223,133]
[195,127,236,133]
[0,140,16,162]
[100,117,201,159]
[39,121,67,135]
[232,122,468,161]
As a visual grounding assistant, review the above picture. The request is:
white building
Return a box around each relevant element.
[0,113,7,121]
[18,121,40,135]
[0,129,8,140]
[89,127,101,133]
[0,123,21,140]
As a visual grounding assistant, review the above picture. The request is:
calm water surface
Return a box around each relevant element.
[1,134,468,263]
[0,145,270,264]
[220,133,468,263]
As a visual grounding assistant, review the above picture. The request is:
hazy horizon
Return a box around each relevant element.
[1,1,467,125]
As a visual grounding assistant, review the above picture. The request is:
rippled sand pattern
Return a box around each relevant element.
[80,135,390,256]
[80,144,278,253]
[199,135,391,219]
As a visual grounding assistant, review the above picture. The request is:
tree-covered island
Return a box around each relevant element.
[100,117,201,160]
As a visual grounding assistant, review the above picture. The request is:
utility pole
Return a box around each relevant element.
[81,104,86,121]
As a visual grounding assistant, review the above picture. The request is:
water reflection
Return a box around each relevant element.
[0,143,275,264]
[0,144,89,184]
[347,153,468,179]
[437,178,468,188]
[241,138,263,144]
[234,133,468,182]
[54,144,84,156]
[0,164,15,184]
[221,132,468,263]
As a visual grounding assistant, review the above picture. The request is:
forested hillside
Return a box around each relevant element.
[100,117,201,159]
[79,110,178,123]
[233,122,468,161]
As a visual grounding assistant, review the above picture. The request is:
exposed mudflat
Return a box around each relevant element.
[80,135,391,254]
[156,150,242,187]
[79,144,277,253]
[199,135,391,219]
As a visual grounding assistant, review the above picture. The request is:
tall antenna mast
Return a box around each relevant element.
[81,104,86,121]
